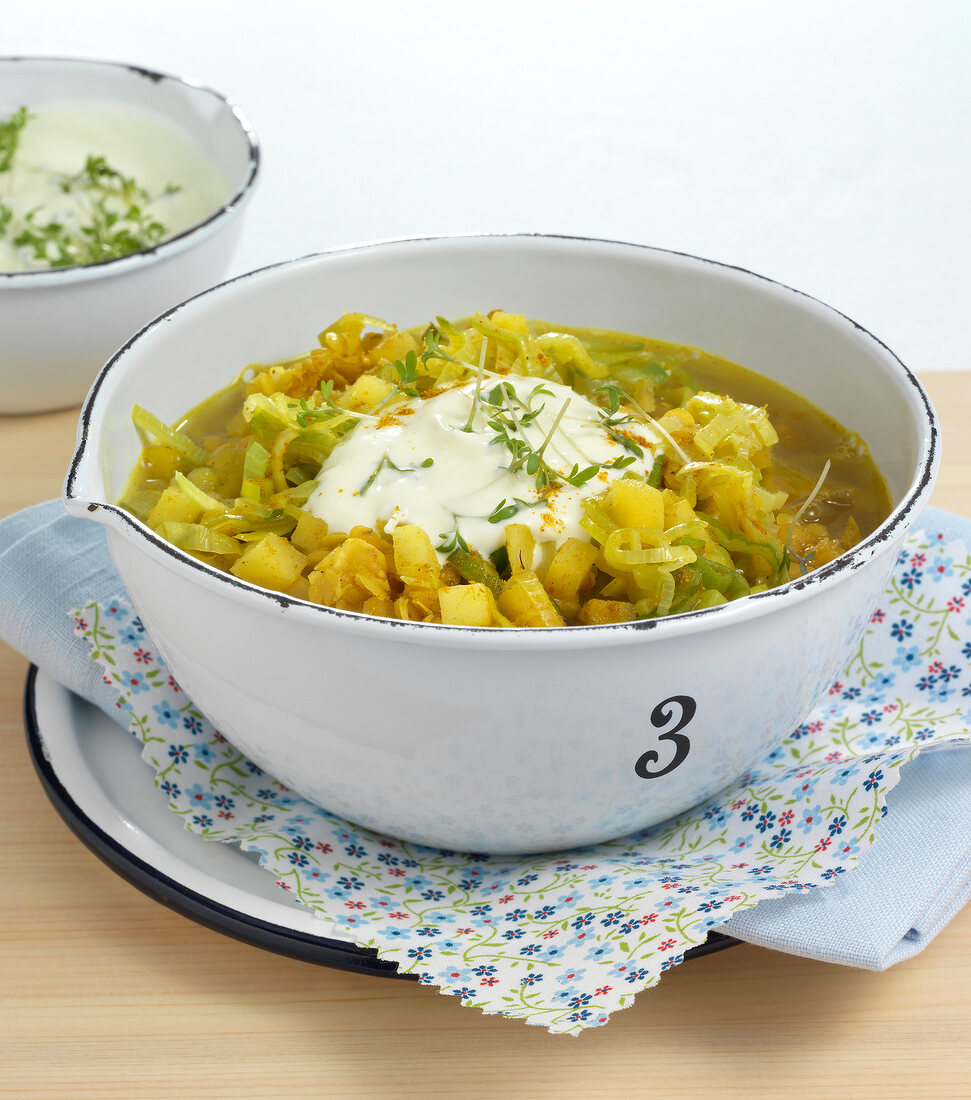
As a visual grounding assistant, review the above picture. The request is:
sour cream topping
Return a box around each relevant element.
[307,373,663,559]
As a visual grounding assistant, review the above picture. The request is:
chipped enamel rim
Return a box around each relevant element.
[64,233,940,649]
[0,56,259,286]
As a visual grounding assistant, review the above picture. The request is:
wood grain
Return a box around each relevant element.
[1,375,969,1099]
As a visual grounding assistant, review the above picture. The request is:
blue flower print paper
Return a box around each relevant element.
[72,528,971,1034]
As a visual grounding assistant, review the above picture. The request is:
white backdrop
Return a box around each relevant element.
[6,0,969,372]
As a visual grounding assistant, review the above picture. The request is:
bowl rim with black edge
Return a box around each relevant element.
[64,231,940,649]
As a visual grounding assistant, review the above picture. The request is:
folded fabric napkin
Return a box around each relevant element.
[2,500,970,1033]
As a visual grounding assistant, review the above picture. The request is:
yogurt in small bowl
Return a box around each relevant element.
[0,57,259,414]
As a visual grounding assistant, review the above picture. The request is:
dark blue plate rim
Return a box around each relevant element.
[22,664,738,978]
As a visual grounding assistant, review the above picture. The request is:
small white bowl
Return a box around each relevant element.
[0,57,259,414]
[65,235,939,854]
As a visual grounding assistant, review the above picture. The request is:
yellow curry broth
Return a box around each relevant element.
[120,312,890,626]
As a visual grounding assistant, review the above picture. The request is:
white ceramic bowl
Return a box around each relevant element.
[64,235,939,854]
[0,57,259,414]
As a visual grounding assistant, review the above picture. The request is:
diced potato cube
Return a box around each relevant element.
[662,490,695,529]
[392,525,441,587]
[372,330,417,367]
[608,479,664,533]
[230,533,308,592]
[290,510,331,553]
[577,598,636,625]
[841,515,862,549]
[338,374,395,412]
[303,536,351,572]
[439,583,495,627]
[543,538,599,603]
[187,467,219,496]
[555,598,580,623]
[393,586,441,622]
[405,584,441,616]
[362,596,394,619]
[598,575,630,600]
[307,537,389,610]
[505,523,535,573]
[147,485,202,529]
[789,521,827,557]
[255,363,296,396]
[286,576,310,601]
[141,443,183,482]
[812,538,844,567]
[348,525,396,575]
[497,571,564,627]
[532,540,556,583]
[206,442,245,499]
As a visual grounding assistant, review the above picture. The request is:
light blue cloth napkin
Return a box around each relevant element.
[0,501,120,720]
[3,499,970,971]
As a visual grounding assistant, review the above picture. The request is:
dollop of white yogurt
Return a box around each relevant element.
[307,373,662,558]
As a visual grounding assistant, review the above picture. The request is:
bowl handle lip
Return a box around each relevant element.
[62,337,122,524]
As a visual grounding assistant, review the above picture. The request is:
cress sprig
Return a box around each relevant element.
[359,453,434,495]
[594,380,688,465]
[482,381,602,493]
[436,517,470,554]
[0,106,30,174]
[487,497,543,524]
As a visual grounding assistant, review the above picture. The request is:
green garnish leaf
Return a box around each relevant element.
[487,497,540,524]
[611,455,638,471]
[0,107,30,174]
[597,381,625,416]
[606,428,645,460]
[564,463,601,487]
[296,397,330,427]
[393,349,421,396]
[436,520,470,554]
[486,385,567,492]
[422,324,467,369]
[488,499,517,523]
[595,380,690,465]
[645,454,666,486]
[360,453,435,495]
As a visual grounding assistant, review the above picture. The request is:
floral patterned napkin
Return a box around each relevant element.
[72,528,971,1034]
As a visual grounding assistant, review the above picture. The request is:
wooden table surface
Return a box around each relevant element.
[2,374,970,1099]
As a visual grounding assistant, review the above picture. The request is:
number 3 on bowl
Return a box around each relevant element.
[634,696,696,778]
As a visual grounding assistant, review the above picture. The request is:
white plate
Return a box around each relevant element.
[23,666,736,971]
[24,666,404,976]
